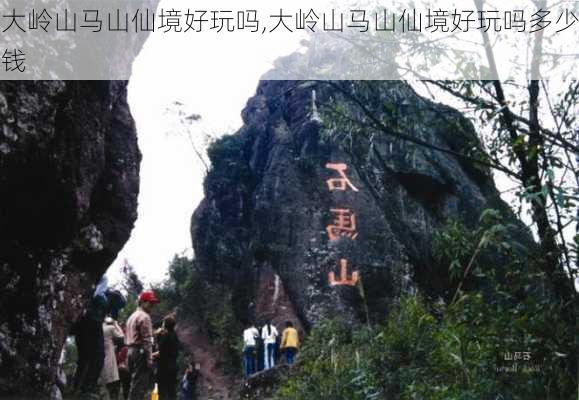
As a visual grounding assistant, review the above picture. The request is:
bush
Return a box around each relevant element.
[156,255,242,373]
[276,290,574,400]
[276,318,382,400]
[205,134,255,195]
[275,214,576,400]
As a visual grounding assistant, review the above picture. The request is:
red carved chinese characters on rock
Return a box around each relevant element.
[328,259,359,287]
[327,208,359,241]
[325,163,359,192]
[325,162,360,286]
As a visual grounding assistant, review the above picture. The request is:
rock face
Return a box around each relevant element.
[240,366,291,400]
[0,81,140,397]
[191,80,529,334]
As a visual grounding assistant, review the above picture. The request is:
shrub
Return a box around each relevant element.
[275,214,576,400]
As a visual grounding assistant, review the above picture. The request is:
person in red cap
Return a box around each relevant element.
[125,290,159,400]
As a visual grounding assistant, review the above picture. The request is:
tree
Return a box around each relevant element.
[120,258,144,298]
[300,0,578,317]
[164,101,215,174]
[297,1,578,382]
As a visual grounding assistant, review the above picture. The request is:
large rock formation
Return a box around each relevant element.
[0,81,140,397]
[191,80,530,336]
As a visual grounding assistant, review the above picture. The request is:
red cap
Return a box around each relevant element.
[138,290,159,304]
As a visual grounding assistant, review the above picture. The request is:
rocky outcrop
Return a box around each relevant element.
[191,80,531,338]
[0,81,140,397]
[240,366,292,400]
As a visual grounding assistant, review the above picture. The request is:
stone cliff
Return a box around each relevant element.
[190,80,531,336]
[0,81,140,397]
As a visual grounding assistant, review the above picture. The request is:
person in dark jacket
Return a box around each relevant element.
[154,315,180,400]
[107,289,127,320]
[72,277,109,397]
[179,363,198,400]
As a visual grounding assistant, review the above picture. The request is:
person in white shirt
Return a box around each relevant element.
[261,320,279,370]
[243,323,260,377]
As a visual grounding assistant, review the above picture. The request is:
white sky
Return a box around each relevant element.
[107,5,305,285]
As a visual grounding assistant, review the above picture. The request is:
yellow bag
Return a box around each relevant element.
[151,383,159,400]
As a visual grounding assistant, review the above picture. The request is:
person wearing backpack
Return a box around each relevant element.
[72,276,109,398]
[261,320,279,370]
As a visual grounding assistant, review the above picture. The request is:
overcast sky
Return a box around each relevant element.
[106,7,305,285]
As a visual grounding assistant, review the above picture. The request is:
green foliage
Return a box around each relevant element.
[432,219,475,282]
[156,255,242,374]
[319,79,579,322]
[276,216,576,400]
[119,259,144,298]
[277,291,575,400]
[432,209,530,303]
[276,318,382,400]
[116,259,141,323]
[207,134,245,170]
[205,134,254,195]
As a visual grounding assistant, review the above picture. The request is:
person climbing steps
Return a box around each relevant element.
[242,322,260,377]
[280,321,299,366]
[261,320,279,370]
